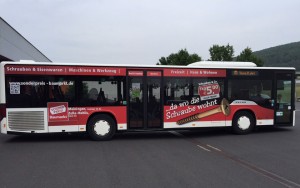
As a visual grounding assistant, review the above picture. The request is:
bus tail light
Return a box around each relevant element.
[0,104,6,121]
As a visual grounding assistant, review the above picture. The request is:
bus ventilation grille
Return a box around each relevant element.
[8,111,45,131]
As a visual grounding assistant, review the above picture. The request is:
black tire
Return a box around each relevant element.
[87,114,116,141]
[232,111,255,135]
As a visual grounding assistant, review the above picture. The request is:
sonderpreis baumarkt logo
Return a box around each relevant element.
[47,102,69,122]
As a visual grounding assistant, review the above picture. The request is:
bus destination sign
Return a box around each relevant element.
[232,70,258,76]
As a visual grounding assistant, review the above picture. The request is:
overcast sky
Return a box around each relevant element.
[1,0,300,64]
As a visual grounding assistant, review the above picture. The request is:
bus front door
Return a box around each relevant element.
[127,70,163,129]
[274,72,295,125]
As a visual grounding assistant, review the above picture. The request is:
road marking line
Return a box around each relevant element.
[228,156,300,188]
[206,144,222,151]
[170,130,300,188]
[197,145,211,152]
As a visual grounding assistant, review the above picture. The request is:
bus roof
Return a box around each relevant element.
[188,61,257,67]
[0,60,296,70]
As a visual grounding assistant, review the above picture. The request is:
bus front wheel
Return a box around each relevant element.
[232,111,255,135]
[87,114,116,141]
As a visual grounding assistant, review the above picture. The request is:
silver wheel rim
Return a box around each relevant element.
[93,120,110,136]
[237,116,251,130]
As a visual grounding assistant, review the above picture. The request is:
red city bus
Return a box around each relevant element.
[0,61,296,140]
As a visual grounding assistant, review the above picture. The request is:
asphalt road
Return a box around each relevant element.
[1,104,300,188]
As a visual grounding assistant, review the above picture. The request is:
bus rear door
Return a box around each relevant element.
[127,70,163,129]
[274,72,295,125]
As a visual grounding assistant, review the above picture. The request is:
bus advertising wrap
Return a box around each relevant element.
[48,102,69,122]
[2,62,294,141]
[5,65,126,76]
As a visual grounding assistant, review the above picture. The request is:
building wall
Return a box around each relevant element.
[0,17,51,62]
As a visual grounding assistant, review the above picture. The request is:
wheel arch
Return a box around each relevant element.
[231,109,257,126]
[231,109,257,134]
[87,112,117,128]
[86,112,118,141]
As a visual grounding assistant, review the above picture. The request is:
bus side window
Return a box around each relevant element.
[79,77,125,106]
[240,90,250,100]
[88,88,98,105]
[97,88,106,104]
[230,93,238,101]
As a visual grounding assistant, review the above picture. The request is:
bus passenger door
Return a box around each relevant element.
[274,72,295,125]
[146,71,163,128]
[127,70,163,129]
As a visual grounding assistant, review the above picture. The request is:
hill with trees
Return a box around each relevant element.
[157,42,300,70]
[254,41,300,70]
[157,49,201,66]
[158,45,263,67]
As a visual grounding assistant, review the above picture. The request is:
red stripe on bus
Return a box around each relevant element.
[5,65,126,76]
[48,106,127,126]
[164,69,226,77]
[128,71,143,76]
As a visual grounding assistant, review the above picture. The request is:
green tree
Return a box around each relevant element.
[157,49,201,66]
[209,44,234,61]
[236,47,264,67]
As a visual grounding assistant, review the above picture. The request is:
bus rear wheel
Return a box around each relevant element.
[87,114,116,141]
[232,111,255,135]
